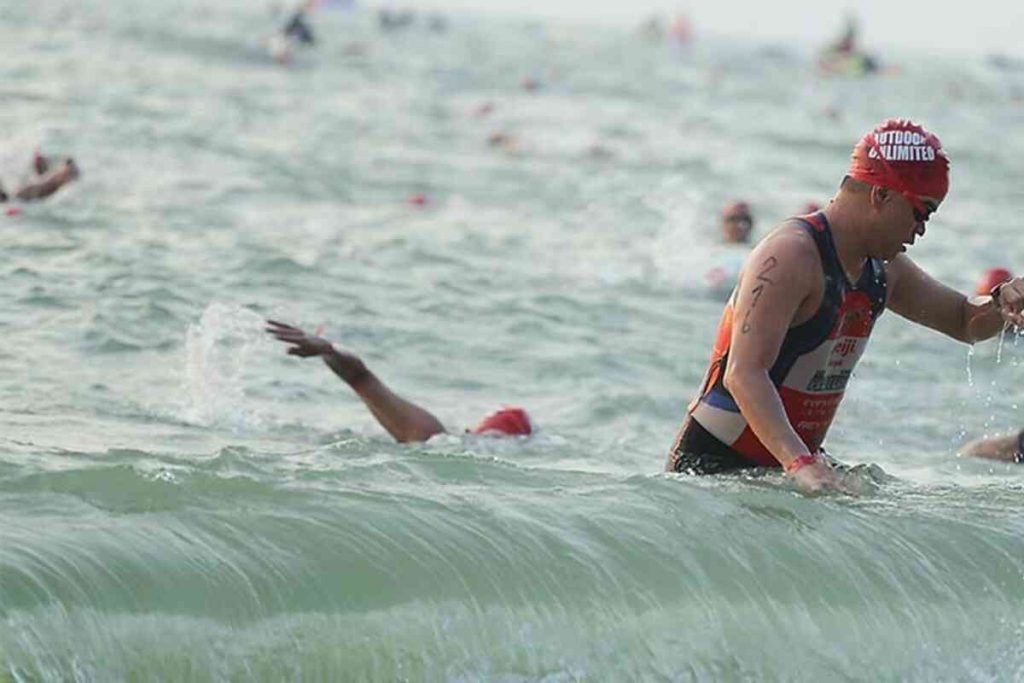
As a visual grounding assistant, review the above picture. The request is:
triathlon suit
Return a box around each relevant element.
[668,212,887,474]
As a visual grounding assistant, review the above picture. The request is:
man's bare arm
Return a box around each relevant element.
[959,432,1021,463]
[722,229,846,491]
[15,160,79,202]
[886,255,1024,343]
[266,320,446,443]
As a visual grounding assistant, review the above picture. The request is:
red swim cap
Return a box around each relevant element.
[721,200,751,219]
[472,407,532,436]
[976,267,1012,296]
[848,118,950,204]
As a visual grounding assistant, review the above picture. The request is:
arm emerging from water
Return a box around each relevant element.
[15,158,80,201]
[266,320,446,443]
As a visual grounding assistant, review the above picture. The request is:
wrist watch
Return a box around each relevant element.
[990,282,1005,307]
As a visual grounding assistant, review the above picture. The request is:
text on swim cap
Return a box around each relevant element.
[867,130,938,162]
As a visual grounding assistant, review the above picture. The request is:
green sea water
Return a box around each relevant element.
[3,1,1024,680]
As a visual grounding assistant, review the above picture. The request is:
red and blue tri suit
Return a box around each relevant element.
[668,212,887,473]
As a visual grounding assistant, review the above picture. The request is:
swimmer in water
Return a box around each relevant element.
[704,201,756,290]
[819,12,878,75]
[720,200,754,244]
[976,267,1013,297]
[0,152,80,203]
[283,3,315,45]
[266,320,532,441]
[669,118,1024,493]
[831,12,858,55]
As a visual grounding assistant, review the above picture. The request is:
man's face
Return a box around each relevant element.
[721,211,753,244]
[876,189,940,260]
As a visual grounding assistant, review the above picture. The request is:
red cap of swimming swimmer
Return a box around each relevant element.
[848,118,950,204]
[721,200,751,219]
[472,407,532,436]
[976,268,1012,296]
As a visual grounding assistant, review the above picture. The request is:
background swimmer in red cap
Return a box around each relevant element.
[0,152,80,203]
[670,118,1024,493]
[719,200,754,244]
[266,320,532,442]
[704,201,755,290]
[976,267,1013,296]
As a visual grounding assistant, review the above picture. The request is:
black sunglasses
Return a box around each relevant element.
[912,200,938,224]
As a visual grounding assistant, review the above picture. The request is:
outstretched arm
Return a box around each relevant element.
[266,320,446,442]
[886,256,1024,343]
[15,159,80,201]
[959,431,1022,463]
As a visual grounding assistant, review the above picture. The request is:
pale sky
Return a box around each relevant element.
[405,0,1024,57]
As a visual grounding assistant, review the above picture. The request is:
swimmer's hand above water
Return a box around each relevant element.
[265,320,369,386]
[265,319,445,442]
[991,277,1024,328]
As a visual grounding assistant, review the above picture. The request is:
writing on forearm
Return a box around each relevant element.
[741,256,778,334]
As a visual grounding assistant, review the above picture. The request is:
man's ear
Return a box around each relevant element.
[869,185,891,209]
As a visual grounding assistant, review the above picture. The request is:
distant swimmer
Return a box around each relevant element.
[818,13,878,76]
[267,1,316,64]
[668,118,1024,492]
[719,200,754,244]
[636,15,664,42]
[704,201,755,291]
[1,153,80,203]
[487,131,519,152]
[668,12,692,45]
[830,12,858,55]
[976,267,1012,296]
[283,5,315,45]
[266,320,532,442]
[378,8,415,31]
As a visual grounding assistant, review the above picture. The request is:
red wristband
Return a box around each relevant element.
[785,453,818,474]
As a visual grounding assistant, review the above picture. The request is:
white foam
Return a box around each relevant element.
[178,303,267,430]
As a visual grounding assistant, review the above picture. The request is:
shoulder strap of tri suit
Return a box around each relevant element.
[788,213,834,278]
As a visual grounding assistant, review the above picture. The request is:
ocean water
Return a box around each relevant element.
[3,1,1024,680]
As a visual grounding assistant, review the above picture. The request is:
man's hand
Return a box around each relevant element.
[64,158,80,181]
[788,458,858,495]
[994,277,1024,328]
[265,320,369,385]
[266,320,334,357]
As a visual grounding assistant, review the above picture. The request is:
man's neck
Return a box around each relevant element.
[822,198,870,283]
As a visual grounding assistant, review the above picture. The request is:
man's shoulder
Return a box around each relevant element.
[752,221,821,261]
[736,221,824,294]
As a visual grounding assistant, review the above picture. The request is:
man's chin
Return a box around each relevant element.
[878,245,905,262]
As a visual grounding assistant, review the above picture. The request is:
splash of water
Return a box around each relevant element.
[179,302,267,429]
[995,325,1007,365]
[965,344,975,387]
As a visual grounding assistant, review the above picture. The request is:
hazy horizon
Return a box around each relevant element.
[379,0,1024,57]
